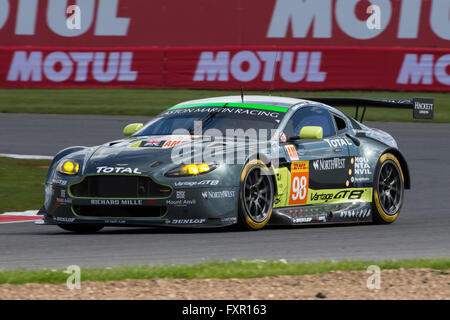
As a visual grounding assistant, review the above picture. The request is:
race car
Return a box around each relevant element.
[38,95,434,232]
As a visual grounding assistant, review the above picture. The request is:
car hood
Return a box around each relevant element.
[81,135,265,175]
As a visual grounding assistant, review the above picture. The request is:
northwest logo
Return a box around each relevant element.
[312,158,345,171]
[201,190,236,199]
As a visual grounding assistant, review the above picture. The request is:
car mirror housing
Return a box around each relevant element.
[299,126,323,139]
[123,123,143,136]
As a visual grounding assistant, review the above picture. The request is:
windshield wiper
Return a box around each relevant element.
[188,103,229,135]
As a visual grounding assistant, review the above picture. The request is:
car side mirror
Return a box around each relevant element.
[299,126,323,139]
[123,123,143,136]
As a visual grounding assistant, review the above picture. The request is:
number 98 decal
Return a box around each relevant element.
[289,161,309,205]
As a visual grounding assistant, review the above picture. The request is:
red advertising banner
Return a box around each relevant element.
[0,0,448,48]
[0,0,448,90]
[1,46,449,91]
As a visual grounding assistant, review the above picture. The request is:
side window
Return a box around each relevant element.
[348,116,362,130]
[284,106,336,138]
[333,114,347,132]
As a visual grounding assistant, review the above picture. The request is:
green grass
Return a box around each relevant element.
[0,89,448,122]
[0,157,50,213]
[0,259,448,285]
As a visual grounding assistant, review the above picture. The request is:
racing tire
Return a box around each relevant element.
[372,153,405,224]
[57,224,104,233]
[238,160,274,230]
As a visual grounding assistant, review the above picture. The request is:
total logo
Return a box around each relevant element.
[96,166,142,174]
[324,138,353,148]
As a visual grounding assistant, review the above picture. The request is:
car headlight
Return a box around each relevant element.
[57,160,80,175]
[165,163,217,177]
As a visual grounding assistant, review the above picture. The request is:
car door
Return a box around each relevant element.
[279,105,352,207]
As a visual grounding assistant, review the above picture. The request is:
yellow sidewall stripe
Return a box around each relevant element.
[241,160,273,230]
[374,153,403,223]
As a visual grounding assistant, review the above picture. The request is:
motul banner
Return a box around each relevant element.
[1,46,449,91]
[0,0,449,48]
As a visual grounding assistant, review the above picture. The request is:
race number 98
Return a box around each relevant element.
[292,176,307,201]
[289,161,309,205]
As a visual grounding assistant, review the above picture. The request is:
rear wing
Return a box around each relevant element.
[301,97,434,122]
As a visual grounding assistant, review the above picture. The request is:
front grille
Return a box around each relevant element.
[69,175,172,198]
[73,205,167,218]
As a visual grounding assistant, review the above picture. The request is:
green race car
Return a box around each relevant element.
[38,95,433,232]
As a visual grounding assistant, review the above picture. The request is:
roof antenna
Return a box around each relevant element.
[240,88,244,103]
[268,51,280,96]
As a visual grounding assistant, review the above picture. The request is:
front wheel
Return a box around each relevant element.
[238,160,274,230]
[58,224,104,233]
[372,153,405,224]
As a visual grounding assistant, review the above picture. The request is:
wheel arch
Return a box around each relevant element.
[244,153,278,195]
[381,148,411,189]
[239,153,276,230]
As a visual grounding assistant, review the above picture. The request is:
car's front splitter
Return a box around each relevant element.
[41,184,239,228]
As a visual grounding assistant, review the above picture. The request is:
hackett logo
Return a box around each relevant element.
[414,102,433,110]
[412,98,434,120]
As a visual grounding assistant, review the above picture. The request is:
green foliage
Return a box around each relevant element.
[0,157,50,213]
[0,259,448,285]
[0,89,448,122]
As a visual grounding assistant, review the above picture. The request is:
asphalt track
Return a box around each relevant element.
[0,113,449,269]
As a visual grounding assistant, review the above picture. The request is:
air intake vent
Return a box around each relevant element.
[73,205,167,218]
[70,175,172,198]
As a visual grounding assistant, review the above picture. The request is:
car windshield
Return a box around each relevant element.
[134,105,286,136]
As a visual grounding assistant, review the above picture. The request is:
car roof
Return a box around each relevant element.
[174,95,349,119]
[174,95,309,108]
